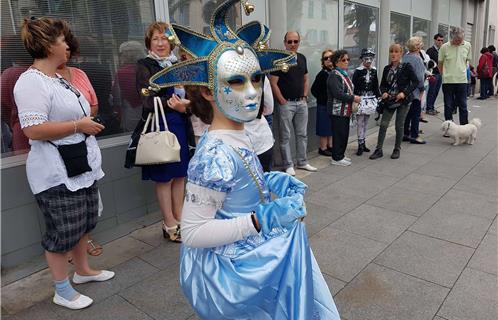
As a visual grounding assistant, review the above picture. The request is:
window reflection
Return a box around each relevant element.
[344,2,379,70]
[390,12,411,46]
[1,0,155,157]
[438,24,449,41]
[168,0,241,35]
[413,17,431,49]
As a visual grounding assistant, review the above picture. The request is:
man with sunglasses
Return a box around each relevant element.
[270,31,317,176]
[425,33,444,115]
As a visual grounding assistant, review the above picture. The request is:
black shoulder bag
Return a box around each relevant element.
[48,76,92,177]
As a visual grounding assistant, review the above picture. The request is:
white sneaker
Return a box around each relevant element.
[296,164,318,172]
[73,270,115,284]
[331,159,351,166]
[344,156,351,162]
[53,293,93,310]
[285,167,296,176]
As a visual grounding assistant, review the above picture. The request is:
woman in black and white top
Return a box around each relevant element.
[14,17,114,310]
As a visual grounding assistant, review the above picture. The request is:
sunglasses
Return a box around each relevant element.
[340,58,350,62]
[286,40,299,44]
[322,56,333,61]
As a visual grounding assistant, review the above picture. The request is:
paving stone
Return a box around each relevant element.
[410,207,493,248]
[453,174,497,200]
[88,236,154,271]
[1,268,53,314]
[138,242,181,270]
[490,218,498,235]
[403,143,450,156]
[129,222,165,247]
[63,295,153,320]
[7,302,61,320]
[330,205,416,243]
[300,169,346,194]
[433,317,449,320]
[374,231,474,287]
[307,190,369,214]
[335,263,449,320]
[438,268,498,320]
[468,233,498,275]
[419,161,472,181]
[393,173,455,196]
[366,186,441,217]
[70,258,159,302]
[328,171,398,199]
[432,189,497,220]
[322,272,347,296]
[362,151,431,178]
[119,267,193,320]
[303,201,345,237]
[468,159,498,178]
[310,227,387,282]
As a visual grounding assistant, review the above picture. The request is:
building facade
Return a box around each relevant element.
[1,0,495,268]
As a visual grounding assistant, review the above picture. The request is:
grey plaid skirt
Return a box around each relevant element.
[35,182,99,253]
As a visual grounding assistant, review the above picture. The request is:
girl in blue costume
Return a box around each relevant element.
[144,1,341,318]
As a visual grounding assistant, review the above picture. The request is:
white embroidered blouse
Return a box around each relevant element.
[13,68,104,194]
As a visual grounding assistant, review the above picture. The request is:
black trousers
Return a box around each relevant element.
[257,147,273,172]
[330,115,350,161]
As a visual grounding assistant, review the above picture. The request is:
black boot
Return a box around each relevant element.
[363,144,371,152]
[356,142,364,156]
[391,148,400,159]
[369,148,383,160]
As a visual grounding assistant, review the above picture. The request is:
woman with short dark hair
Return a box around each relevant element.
[14,17,114,310]
[326,49,361,166]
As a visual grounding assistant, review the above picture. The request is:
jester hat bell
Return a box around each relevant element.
[146,0,297,93]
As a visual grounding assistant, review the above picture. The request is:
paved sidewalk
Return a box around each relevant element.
[2,97,497,320]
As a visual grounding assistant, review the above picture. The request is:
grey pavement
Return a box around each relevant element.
[2,96,497,320]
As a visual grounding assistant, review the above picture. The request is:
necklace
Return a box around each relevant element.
[231,146,266,203]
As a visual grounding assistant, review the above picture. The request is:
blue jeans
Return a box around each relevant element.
[426,74,442,111]
[442,83,468,125]
[278,100,309,167]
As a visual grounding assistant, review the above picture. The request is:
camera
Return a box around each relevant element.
[92,116,105,126]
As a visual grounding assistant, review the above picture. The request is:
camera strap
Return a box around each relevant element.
[48,74,89,149]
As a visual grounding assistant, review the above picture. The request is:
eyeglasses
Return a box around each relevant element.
[340,58,350,62]
[436,39,444,42]
[286,40,299,44]
[322,56,333,61]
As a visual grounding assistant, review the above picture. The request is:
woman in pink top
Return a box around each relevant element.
[56,26,99,116]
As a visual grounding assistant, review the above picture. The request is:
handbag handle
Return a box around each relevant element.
[141,113,153,134]
[154,97,169,132]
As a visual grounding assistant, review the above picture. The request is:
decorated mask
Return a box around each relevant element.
[143,0,296,123]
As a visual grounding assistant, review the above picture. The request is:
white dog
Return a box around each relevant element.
[441,118,482,145]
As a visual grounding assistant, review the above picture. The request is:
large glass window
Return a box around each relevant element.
[390,12,411,46]
[438,23,449,42]
[1,0,155,158]
[168,0,241,35]
[269,0,339,102]
[344,1,379,70]
[412,17,431,49]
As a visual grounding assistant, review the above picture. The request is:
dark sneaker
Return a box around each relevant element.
[402,136,410,142]
[426,110,437,115]
[318,148,332,157]
[369,149,383,160]
[391,149,400,159]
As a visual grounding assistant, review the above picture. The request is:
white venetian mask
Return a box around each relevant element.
[214,47,263,123]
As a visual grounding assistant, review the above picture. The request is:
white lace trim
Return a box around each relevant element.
[19,111,48,128]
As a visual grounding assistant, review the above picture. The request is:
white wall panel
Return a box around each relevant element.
[390,0,411,15]
[411,0,431,20]
[438,0,450,24]
[449,0,463,27]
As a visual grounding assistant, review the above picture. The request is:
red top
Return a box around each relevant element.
[477,52,494,79]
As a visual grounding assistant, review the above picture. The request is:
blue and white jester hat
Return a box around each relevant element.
[146,0,297,93]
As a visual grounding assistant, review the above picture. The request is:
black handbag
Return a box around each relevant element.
[49,76,92,177]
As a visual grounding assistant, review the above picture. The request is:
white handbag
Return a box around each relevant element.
[135,97,181,165]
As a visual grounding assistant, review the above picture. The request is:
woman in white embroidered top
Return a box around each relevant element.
[14,17,114,310]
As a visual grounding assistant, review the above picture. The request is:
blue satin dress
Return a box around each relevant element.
[180,133,341,320]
